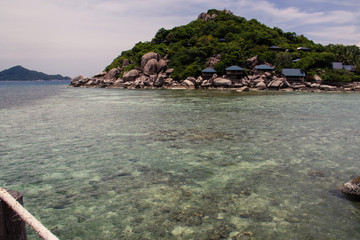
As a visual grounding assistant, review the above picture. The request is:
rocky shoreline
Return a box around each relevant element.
[70,52,360,92]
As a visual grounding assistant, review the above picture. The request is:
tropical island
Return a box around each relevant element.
[71,9,360,92]
[0,65,71,81]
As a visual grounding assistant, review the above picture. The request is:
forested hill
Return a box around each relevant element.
[0,65,71,81]
[105,9,360,82]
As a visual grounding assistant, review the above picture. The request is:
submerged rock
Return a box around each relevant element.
[340,176,360,199]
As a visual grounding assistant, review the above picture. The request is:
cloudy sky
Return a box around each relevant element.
[1,0,360,77]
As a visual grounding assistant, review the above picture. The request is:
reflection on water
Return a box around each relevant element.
[1,84,360,239]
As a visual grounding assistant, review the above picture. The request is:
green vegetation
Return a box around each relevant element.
[105,9,360,82]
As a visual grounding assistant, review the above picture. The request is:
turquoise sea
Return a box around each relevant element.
[1,81,360,239]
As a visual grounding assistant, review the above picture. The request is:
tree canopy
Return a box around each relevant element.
[105,9,360,82]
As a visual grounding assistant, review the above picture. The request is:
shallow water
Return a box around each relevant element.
[1,82,360,239]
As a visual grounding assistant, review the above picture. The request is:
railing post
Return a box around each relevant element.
[0,190,27,240]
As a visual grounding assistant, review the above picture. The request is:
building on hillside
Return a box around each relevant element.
[255,64,274,74]
[269,46,282,52]
[225,66,244,80]
[282,68,305,82]
[218,38,226,42]
[344,65,355,71]
[331,62,356,71]
[297,47,310,51]
[331,62,344,70]
[202,67,217,80]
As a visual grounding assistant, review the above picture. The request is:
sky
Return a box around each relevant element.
[1,0,360,78]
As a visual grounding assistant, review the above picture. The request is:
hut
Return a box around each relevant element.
[255,64,274,74]
[331,62,343,70]
[297,47,310,52]
[226,66,244,80]
[282,68,305,82]
[269,46,282,52]
[202,67,217,80]
[344,65,355,71]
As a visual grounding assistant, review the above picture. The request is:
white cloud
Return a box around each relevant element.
[0,0,360,77]
[307,26,360,46]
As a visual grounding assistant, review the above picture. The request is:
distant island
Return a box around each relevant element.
[71,9,360,92]
[0,65,71,81]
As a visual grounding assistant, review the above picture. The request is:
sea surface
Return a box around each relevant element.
[1,81,360,240]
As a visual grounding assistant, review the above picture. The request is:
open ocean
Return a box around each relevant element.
[1,81,360,239]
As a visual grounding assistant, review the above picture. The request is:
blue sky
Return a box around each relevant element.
[1,0,359,77]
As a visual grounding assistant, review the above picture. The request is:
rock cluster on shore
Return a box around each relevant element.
[70,52,360,92]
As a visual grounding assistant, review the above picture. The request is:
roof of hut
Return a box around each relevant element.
[225,66,244,71]
[202,67,217,73]
[255,64,274,70]
[282,68,305,77]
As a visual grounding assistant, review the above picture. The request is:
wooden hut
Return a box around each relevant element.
[282,68,305,82]
[201,68,217,80]
[226,66,244,80]
[255,64,274,74]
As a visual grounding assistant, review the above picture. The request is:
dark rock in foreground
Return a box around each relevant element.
[340,176,360,200]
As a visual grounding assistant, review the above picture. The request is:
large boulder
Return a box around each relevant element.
[268,79,283,89]
[314,75,322,83]
[135,75,148,83]
[93,72,107,78]
[123,69,140,82]
[340,176,360,200]
[164,78,174,86]
[154,74,166,87]
[311,83,320,88]
[282,79,291,88]
[157,59,167,73]
[212,78,232,88]
[201,80,211,88]
[141,52,160,70]
[255,81,267,90]
[182,79,195,89]
[196,76,204,86]
[71,75,90,86]
[246,56,259,69]
[105,68,119,80]
[197,12,217,21]
[319,85,337,91]
[166,68,174,77]
[134,77,146,88]
[143,59,158,75]
[185,77,197,85]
